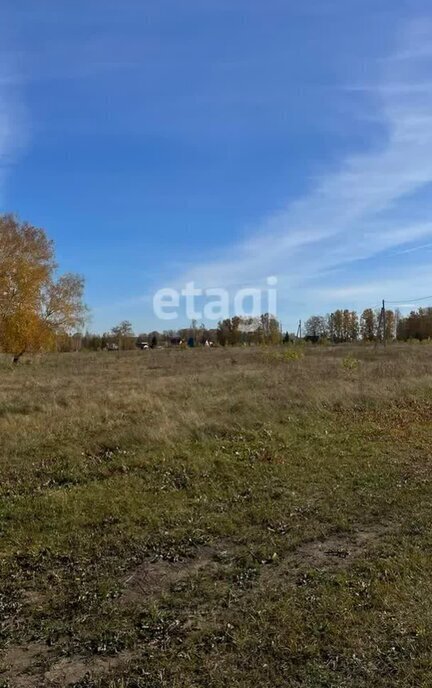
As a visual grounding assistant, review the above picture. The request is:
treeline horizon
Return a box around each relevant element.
[53,307,432,352]
[304,307,432,342]
[55,314,283,351]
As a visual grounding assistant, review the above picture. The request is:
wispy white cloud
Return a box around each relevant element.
[394,241,432,255]
[315,264,432,301]
[165,19,432,322]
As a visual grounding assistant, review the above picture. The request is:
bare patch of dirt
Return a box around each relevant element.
[261,524,391,586]
[21,589,47,608]
[295,527,386,568]
[121,546,217,606]
[2,642,47,670]
[1,645,135,687]
[44,651,135,686]
[44,657,89,685]
[1,643,50,687]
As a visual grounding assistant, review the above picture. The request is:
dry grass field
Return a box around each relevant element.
[1,343,432,687]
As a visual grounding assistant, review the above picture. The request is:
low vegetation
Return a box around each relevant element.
[0,343,432,686]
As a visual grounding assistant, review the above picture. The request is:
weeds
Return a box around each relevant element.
[342,355,360,370]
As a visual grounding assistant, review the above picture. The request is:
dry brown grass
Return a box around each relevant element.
[1,343,431,450]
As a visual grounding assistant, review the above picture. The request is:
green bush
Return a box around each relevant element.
[342,355,360,370]
[282,348,304,362]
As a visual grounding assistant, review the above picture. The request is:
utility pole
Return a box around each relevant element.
[375,300,386,348]
[296,319,302,340]
[375,306,382,349]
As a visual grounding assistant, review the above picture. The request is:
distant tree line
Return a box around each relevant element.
[55,314,284,352]
[305,308,394,342]
[396,307,432,340]
[216,314,281,346]
[54,306,432,353]
[305,307,432,342]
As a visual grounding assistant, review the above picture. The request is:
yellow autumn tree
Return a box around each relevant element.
[0,214,87,362]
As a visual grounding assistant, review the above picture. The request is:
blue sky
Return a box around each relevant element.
[1,0,432,333]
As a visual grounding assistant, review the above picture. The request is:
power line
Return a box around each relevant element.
[386,295,432,305]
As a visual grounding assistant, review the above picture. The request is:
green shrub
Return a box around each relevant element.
[282,348,304,362]
[342,355,360,370]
